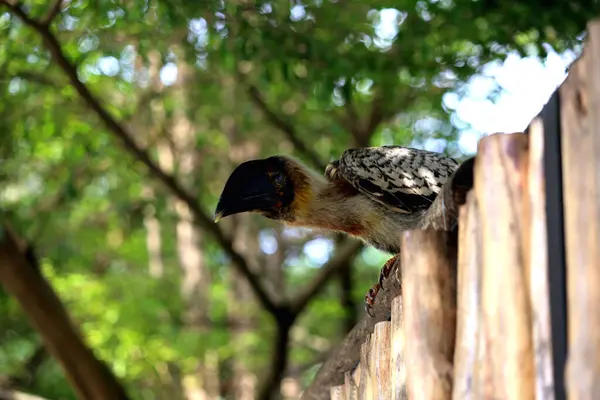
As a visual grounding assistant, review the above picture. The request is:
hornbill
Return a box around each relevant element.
[214,146,459,316]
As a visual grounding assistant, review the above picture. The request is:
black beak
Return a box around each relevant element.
[213,159,279,222]
[213,191,276,222]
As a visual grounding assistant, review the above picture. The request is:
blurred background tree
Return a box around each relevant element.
[0,0,596,399]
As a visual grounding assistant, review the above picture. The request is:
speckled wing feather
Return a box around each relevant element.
[326,146,459,213]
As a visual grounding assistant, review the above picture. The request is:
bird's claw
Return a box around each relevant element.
[364,254,400,317]
[378,254,399,291]
[364,283,380,317]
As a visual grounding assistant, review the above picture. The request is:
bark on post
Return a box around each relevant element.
[401,229,457,400]
[474,133,535,399]
[560,19,600,399]
[0,228,130,400]
[452,193,482,400]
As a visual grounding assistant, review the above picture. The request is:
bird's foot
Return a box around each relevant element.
[364,254,400,317]
[364,283,380,318]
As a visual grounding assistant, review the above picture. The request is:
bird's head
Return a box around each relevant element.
[214,156,310,222]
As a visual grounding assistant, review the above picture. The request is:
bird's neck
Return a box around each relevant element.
[290,178,368,236]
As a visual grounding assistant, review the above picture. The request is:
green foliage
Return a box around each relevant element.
[0,0,595,397]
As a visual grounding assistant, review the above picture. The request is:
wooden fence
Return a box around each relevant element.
[323,18,600,400]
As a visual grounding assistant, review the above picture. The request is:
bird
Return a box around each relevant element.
[214,145,459,316]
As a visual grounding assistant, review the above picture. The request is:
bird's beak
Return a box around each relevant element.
[214,157,282,222]
[213,192,276,223]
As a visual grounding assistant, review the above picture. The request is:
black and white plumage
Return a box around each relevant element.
[325,146,459,214]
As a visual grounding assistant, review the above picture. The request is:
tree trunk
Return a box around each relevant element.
[0,229,131,400]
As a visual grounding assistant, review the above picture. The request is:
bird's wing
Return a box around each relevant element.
[326,146,459,213]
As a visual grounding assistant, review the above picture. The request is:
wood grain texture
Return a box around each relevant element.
[330,386,346,400]
[401,229,457,400]
[452,193,482,400]
[527,117,555,399]
[359,337,374,400]
[390,296,407,400]
[344,370,358,400]
[560,19,600,400]
[371,322,391,399]
[475,133,535,399]
[352,363,361,389]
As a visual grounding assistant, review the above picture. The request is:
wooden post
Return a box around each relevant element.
[370,321,392,399]
[401,229,457,400]
[475,133,535,399]
[330,386,346,400]
[527,117,555,398]
[473,287,488,400]
[452,193,482,399]
[344,369,359,400]
[359,336,374,400]
[390,296,407,400]
[560,19,600,399]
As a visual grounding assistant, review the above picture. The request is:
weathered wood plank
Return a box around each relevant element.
[401,229,457,400]
[560,19,600,400]
[359,336,374,400]
[390,296,407,400]
[475,133,535,399]
[352,363,361,391]
[452,192,482,400]
[330,385,346,400]
[527,117,555,399]
[344,369,358,400]
[370,322,391,399]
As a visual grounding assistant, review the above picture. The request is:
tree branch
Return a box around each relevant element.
[336,260,357,332]
[362,94,385,144]
[255,239,362,399]
[4,345,48,388]
[0,0,280,317]
[8,71,59,88]
[258,308,295,400]
[0,227,131,400]
[337,89,386,148]
[40,0,62,26]
[289,239,362,315]
[337,82,363,145]
[246,85,326,171]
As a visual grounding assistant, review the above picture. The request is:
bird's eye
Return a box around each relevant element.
[269,171,286,187]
